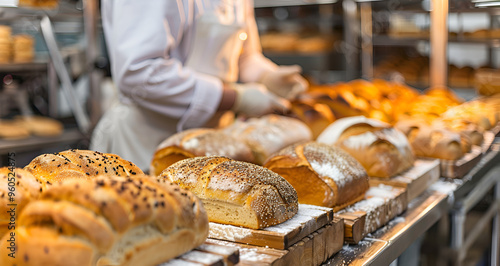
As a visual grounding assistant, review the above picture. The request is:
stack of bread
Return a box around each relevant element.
[0,116,65,140]
[0,25,11,63]
[264,142,369,210]
[317,116,415,178]
[1,149,211,266]
[12,35,34,63]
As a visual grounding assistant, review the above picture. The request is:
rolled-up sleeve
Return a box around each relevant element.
[104,0,223,131]
[238,0,278,83]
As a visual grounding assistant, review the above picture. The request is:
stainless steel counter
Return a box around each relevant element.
[325,190,449,265]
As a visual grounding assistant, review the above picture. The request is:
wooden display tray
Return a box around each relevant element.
[208,204,334,249]
[336,185,407,244]
[160,242,239,266]
[439,145,483,179]
[491,122,500,137]
[206,217,344,266]
[369,159,440,202]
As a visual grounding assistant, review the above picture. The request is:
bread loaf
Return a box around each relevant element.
[0,175,208,266]
[317,116,415,178]
[395,120,465,160]
[24,149,143,183]
[223,115,312,164]
[150,128,254,176]
[0,168,46,239]
[264,142,369,210]
[160,156,298,229]
[290,100,336,139]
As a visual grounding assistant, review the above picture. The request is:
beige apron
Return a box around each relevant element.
[90,0,247,171]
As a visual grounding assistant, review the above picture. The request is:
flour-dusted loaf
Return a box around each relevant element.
[24,149,143,183]
[160,156,298,229]
[0,175,208,266]
[317,116,415,178]
[150,128,254,176]
[222,115,313,165]
[395,120,466,160]
[264,142,369,210]
[0,168,47,239]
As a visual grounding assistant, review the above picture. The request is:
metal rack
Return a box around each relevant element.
[325,141,500,265]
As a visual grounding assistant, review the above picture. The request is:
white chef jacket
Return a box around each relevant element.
[101,0,277,131]
[92,0,277,170]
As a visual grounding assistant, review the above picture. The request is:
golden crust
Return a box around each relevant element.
[2,175,208,266]
[0,168,46,239]
[265,142,369,208]
[160,156,298,229]
[150,128,254,176]
[24,149,143,184]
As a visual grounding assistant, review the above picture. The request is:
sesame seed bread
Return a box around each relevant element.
[0,168,47,239]
[0,175,209,266]
[159,156,298,229]
[264,142,369,210]
[24,149,143,184]
[150,128,254,176]
[222,115,313,165]
[318,116,415,178]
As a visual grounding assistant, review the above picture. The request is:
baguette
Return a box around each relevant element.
[24,149,143,183]
[318,116,414,178]
[222,115,312,165]
[160,156,298,229]
[0,175,208,266]
[150,128,254,176]
[264,142,369,210]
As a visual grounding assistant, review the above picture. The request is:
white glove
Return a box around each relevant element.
[260,65,308,100]
[231,83,291,117]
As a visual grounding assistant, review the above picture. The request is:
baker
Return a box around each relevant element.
[90,0,308,170]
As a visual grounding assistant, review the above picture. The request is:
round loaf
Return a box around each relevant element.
[150,128,254,176]
[160,156,298,229]
[0,175,208,266]
[222,115,312,165]
[0,168,47,239]
[24,149,143,184]
[264,142,369,210]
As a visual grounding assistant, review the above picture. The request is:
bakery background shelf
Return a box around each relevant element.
[373,35,500,48]
[0,61,48,73]
[0,128,84,155]
[254,0,337,8]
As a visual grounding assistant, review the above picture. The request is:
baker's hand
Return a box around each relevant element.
[260,65,308,100]
[231,83,290,117]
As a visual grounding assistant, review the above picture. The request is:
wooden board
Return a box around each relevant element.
[491,122,500,137]
[369,159,440,202]
[160,242,239,266]
[440,145,483,179]
[336,211,366,244]
[206,217,344,266]
[336,185,407,241]
[208,204,334,249]
[482,131,495,154]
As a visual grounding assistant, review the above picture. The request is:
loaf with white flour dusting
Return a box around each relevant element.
[264,142,369,210]
[159,156,298,229]
[317,116,415,178]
